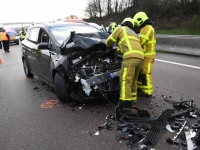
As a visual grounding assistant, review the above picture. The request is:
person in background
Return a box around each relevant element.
[0,30,10,52]
[106,17,144,120]
[107,18,117,34]
[0,33,2,49]
[133,12,156,97]
[19,28,26,41]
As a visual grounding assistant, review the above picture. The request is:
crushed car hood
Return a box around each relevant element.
[61,32,109,57]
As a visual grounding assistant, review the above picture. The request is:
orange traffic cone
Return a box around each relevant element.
[0,58,2,63]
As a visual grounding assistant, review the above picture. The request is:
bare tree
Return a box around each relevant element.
[114,0,119,14]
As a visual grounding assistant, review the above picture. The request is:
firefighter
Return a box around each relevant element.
[107,18,117,34]
[106,17,144,120]
[0,30,10,52]
[133,12,156,97]
[19,28,26,41]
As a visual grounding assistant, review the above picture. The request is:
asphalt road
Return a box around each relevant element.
[0,44,200,150]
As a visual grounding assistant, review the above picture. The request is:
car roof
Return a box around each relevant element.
[31,22,90,29]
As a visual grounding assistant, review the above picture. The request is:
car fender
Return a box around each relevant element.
[53,55,70,79]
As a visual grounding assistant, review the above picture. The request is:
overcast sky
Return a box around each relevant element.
[0,0,88,23]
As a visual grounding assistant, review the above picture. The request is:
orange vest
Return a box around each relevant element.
[1,32,8,41]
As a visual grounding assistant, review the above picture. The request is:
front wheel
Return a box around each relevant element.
[16,40,19,45]
[23,58,33,77]
[54,72,71,102]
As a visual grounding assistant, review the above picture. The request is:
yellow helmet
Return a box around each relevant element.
[133,12,148,26]
[122,17,134,27]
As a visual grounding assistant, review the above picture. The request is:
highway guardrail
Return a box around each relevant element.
[156,34,200,56]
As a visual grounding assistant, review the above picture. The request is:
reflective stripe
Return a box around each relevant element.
[146,26,152,38]
[144,52,156,56]
[131,92,137,96]
[120,36,139,44]
[140,34,149,40]
[122,27,132,51]
[131,92,137,100]
[110,35,117,42]
[123,50,144,58]
[147,40,156,44]
[121,98,132,101]
[121,67,127,100]
[132,97,137,101]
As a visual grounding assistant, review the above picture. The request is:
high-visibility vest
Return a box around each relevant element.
[0,32,8,41]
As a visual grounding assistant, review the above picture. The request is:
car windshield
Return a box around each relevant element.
[50,24,100,45]
[7,32,18,36]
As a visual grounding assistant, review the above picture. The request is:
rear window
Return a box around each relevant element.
[7,32,18,36]
[50,25,100,45]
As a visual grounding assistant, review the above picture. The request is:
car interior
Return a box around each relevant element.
[41,31,49,43]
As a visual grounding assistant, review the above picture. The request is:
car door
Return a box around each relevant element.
[23,28,40,74]
[36,29,57,83]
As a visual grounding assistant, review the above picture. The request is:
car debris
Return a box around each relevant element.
[33,86,39,90]
[87,90,200,150]
[88,114,115,137]
[166,124,175,133]
[115,96,200,149]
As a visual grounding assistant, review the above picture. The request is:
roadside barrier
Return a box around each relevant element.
[156,34,200,56]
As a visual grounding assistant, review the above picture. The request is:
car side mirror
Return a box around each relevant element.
[37,42,48,49]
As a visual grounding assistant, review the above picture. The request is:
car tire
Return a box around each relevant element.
[54,72,71,102]
[16,41,19,45]
[23,58,33,77]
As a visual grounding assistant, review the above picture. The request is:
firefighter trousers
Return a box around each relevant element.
[118,57,144,108]
[138,58,154,95]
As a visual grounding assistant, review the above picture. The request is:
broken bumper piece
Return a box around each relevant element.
[70,91,118,102]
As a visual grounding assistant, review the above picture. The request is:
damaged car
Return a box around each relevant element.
[21,22,122,102]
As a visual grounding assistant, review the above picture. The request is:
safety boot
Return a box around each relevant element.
[115,106,138,121]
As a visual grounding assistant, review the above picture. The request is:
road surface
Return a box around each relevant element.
[0,44,200,150]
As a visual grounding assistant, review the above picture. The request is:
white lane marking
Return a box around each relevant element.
[155,59,200,70]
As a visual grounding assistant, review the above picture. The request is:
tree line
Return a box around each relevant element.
[84,0,200,33]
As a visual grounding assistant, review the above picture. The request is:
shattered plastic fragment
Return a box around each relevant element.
[166,124,175,133]
[106,115,115,120]
[94,131,99,135]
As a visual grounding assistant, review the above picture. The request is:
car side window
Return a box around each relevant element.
[26,30,30,39]
[29,28,40,43]
[40,30,49,43]
[39,29,56,52]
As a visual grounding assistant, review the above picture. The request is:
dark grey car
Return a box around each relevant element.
[22,22,121,102]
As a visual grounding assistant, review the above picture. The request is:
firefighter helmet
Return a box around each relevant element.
[122,17,134,27]
[133,12,148,26]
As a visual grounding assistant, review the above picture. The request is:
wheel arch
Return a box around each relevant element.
[52,68,69,84]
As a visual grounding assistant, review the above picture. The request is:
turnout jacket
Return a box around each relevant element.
[106,26,144,60]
